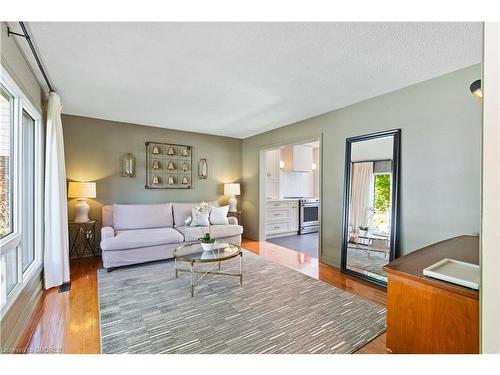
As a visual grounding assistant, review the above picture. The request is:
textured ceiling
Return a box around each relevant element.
[21,22,482,138]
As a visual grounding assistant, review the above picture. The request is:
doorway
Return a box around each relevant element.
[258,137,322,259]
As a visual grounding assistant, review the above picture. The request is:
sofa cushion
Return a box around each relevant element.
[175,226,208,242]
[210,205,229,225]
[208,224,243,239]
[101,227,184,251]
[175,224,242,242]
[190,205,210,226]
[172,201,219,227]
[172,203,197,228]
[112,203,173,230]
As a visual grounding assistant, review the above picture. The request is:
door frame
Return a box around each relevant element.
[481,22,500,354]
[258,134,323,256]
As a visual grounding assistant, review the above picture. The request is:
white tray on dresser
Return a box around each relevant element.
[423,258,480,290]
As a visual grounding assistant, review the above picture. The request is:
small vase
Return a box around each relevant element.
[201,242,214,251]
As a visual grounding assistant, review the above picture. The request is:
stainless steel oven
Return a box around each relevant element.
[299,198,319,234]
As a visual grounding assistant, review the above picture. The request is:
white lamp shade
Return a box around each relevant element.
[224,183,240,196]
[68,182,96,199]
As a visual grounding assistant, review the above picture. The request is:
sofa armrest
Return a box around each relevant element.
[101,226,115,240]
[227,216,238,225]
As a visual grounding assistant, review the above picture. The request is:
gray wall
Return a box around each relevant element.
[242,64,482,267]
[62,115,242,227]
[1,22,44,112]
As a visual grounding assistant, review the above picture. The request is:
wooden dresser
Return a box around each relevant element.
[384,235,479,354]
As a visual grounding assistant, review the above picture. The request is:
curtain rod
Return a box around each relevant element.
[7,22,55,93]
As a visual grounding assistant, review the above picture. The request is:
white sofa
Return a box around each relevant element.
[100,202,243,271]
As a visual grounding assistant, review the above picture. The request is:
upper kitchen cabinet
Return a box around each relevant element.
[265,149,280,180]
[281,145,313,172]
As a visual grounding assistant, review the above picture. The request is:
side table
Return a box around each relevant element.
[69,220,97,257]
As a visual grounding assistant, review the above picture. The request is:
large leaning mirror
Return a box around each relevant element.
[341,129,401,286]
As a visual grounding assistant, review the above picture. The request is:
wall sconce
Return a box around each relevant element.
[152,145,160,154]
[312,162,317,171]
[121,153,136,177]
[198,158,208,179]
[279,160,285,169]
[470,80,482,99]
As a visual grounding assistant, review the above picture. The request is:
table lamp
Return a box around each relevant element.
[68,182,96,223]
[224,183,240,213]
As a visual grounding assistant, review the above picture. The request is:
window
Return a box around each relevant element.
[0,85,13,239]
[0,70,43,313]
[372,173,391,233]
[22,110,36,271]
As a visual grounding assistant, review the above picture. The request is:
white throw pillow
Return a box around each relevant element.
[209,205,229,225]
[190,203,211,227]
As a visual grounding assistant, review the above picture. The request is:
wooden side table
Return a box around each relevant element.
[69,220,97,257]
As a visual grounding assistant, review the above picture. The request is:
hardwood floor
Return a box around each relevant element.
[17,238,388,354]
[17,256,102,354]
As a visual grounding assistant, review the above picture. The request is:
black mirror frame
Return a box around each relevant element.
[340,129,401,287]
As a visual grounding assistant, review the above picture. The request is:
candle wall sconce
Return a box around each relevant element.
[198,158,208,179]
[121,153,136,177]
[145,141,192,189]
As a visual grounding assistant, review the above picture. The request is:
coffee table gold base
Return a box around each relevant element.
[175,252,243,297]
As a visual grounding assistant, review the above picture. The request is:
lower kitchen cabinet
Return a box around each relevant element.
[265,200,299,238]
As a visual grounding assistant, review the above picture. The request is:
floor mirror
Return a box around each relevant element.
[341,129,401,286]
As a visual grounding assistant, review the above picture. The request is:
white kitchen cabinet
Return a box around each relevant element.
[281,145,313,172]
[264,149,280,200]
[290,201,299,231]
[265,149,280,180]
[265,181,279,200]
[265,200,299,238]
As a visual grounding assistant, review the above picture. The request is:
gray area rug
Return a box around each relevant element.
[98,250,386,354]
[266,233,319,258]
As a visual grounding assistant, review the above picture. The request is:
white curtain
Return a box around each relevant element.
[44,92,70,289]
[349,162,374,233]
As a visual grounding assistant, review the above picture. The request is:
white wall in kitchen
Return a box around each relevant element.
[279,170,314,198]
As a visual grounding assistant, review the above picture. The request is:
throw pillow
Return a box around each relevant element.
[209,205,229,225]
[190,202,211,226]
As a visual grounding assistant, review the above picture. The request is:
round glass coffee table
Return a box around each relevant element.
[173,242,243,297]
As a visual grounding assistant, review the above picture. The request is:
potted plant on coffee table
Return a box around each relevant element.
[199,232,215,251]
